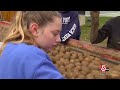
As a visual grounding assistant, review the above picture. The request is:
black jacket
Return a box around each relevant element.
[91,16,120,50]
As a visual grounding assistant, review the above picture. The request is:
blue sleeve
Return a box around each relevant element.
[60,11,81,43]
[33,59,65,79]
[20,46,65,79]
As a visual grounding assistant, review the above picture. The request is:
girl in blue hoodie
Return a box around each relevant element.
[0,11,64,79]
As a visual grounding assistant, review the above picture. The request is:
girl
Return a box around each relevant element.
[0,11,64,79]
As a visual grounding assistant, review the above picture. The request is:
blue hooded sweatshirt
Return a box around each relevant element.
[59,11,81,43]
[0,43,64,79]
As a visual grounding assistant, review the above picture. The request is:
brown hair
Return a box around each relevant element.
[0,11,61,55]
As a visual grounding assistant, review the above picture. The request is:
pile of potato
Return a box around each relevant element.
[48,44,120,79]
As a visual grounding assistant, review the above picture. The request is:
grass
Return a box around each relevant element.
[80,16,112,47]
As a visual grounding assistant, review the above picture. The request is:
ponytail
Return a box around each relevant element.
[15,11,24,43]
[0,11,25,55]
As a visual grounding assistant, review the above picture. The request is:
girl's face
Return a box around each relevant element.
[31,17,62,51]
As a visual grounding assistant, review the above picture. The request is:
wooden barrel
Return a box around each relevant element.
[1,11,16,22]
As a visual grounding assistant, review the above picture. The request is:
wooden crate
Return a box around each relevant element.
[67,39,120,62]
[1,11,16,22]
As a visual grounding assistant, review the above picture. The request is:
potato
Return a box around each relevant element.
[56,61,63,66]
[86,74,95,79]
[74,66,81,71]
[60,45,65,49]
[84,58,92,63]
[65,51,71,55]
[108,70,120,79]
[91,70,100,76]
[51,51,57,56]
[59,66,66,73]
[90,70,107,79]
[77,74,85,79]
[62,72,67,78]
[60,58,64,62]
[74,59,80,63]
[73,69,80,73]
[63,60,69,66]
[65,47,70,52]
[81,71,88,75]
[81,61,89,66]
[113,65,120,72]
[88,63,100,70]
[92,60,101,66]
[55,55,61,59]
[78,52,83,56]
[66,69,72,72]
[65,64,74,71]
[73,53,78,58]
[92,71,107,79]
[81,65,90,74]
[59,52,65,57]
[75,62,81,66]
[60,48,66,53]
[78,56,84,61]
[69,59,75,63]
[73,72,79,78]
[88,55,95,60]
[66,72,74,79]
[65,52,71,59]
[84,57,93,63]
[69,63,75,68]
[96,74,107,79]
[71,54,77,59]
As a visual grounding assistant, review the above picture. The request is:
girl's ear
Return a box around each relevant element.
[29,23,39,36]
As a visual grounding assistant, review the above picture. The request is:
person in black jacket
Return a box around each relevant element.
[59,11,81,43]
[90,16,120,50]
